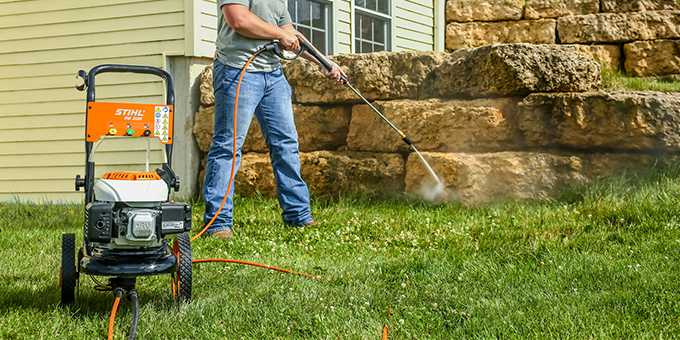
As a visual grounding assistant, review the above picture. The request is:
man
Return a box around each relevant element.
[203,0,345,239]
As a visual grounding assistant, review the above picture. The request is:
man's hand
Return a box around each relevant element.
[283,28,346,83]
[325,61,347,84]
[278,30,300,51]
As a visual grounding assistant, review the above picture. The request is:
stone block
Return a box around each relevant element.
[347,98,522,152]
[428,44,601,98]
[518,91,680,151]
[558,11,680,43]
[525,0,599,19]
[284,52,447,104]
[404,151,663,205]
[570,44,622,71]
[198,65,214,107]
[602,0,680,12]
[624,39,680,76]
[446,0,523,22]
[236,151,405,197]
[446,19,556,49]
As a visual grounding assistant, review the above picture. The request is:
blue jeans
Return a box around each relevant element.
[203,60,312,233]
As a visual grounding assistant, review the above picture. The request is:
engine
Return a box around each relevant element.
[85,173,191,250]
[85,202,191,249]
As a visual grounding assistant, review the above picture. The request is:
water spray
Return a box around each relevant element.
[292,38,445,191]
[343,81,443,186]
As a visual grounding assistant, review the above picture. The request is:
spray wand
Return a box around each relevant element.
[292,38,444,187]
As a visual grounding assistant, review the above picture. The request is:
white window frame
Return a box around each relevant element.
[288,0,334,55]
[353,0,393,53]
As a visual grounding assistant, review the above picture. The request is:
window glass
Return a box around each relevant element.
[298,0,311,27]
[298,26,312,41]
[288,0,332,54]
[355,12,389,53]
[354,0,390,53]
[374,19,385,44]
[356,0,389,14]
[311,2,325,29]
[288,0,297,21]
[312,30,326,52]
[366,0,377,11]
[355,15,361,38]
[362,41,372,53]
[361,14,372,40]
[377,0,389,14]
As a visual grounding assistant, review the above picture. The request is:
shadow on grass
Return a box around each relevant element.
[0,272,173,319]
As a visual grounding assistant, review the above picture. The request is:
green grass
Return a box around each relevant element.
[602,68,680,92]
[1,168,680,339]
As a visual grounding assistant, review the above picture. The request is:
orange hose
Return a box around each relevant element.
[192,258,318,280]
[382,324,389,340]
[107,295,121,340]
[192,52,260,241]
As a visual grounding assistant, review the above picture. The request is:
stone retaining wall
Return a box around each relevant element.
[193,44,680,205]
[445,0,680,77]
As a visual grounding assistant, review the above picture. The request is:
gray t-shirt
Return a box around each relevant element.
[216,0,292,72]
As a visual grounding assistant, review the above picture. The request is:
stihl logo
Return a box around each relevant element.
[114,108,145,121]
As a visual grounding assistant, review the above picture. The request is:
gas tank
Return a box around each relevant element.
[93,172,169,202]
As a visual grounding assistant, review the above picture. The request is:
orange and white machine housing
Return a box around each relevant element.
[85,100,175,203]
[60,64,192,306]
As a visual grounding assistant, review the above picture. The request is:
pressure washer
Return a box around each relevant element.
[60,35,441,339]
[62,65,193,339]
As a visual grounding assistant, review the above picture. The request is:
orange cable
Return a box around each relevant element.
[107,295,121,340]
[192,258,318,280]
[192,52,260,241]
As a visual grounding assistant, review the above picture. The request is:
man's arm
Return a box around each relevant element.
[281,24,346,83]
[222,4,299,50]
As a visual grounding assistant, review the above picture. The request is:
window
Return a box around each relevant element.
[354,0,391,53]
[288,0,333,54]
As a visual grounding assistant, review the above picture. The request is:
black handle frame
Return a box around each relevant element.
[84,64,175,105]
[77,64,177,202]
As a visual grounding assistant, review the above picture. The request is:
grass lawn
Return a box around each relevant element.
[1,169,679,339]
[602,68,680,92]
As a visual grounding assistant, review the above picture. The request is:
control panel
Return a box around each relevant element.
[86,102,174,144]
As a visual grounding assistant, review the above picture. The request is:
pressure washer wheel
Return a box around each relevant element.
[170,232,192,303]
[60,233,78,306]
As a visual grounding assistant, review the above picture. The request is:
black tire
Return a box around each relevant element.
[171,232,192,303]
[60,233,77,306]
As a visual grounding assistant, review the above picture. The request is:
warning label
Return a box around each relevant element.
[154,106,170,143]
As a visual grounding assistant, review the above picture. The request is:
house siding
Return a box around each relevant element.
[192,0,435,55]
[0,0,439,202]
[0,0,186,202]
[394,0,435,51]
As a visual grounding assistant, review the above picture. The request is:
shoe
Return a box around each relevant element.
[211,229,233,239]
[288,220,316,228]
